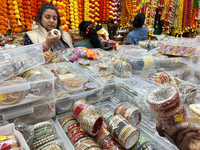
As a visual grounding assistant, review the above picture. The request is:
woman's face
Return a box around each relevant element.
[41,9,58,32]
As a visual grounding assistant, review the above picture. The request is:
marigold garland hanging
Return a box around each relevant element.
[30,0,37,18]
[18,0,26,29]
[0,1,8,35]
[84,0,90,21]
[112,0,118,23]
[94,0,100,26]
[23,0,32,31]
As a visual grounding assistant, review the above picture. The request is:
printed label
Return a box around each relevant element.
[82,64,86,67]
[107,76,110,79]
[122,61,126,64]
[175,113,183,122]
[0,94,7,101]
[56,93,61,98]
[48,105,54,110]
[46,83,52,88]
[148,58,153,62]
[0,136,6,141]
[175,60,178,63]
[32,88,40,94]
[156,72,161,75]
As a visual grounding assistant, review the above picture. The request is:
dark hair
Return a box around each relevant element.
[79,21,102,48]
[37,3,61,30]
[133,13,145,28]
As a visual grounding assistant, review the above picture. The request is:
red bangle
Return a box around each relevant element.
[74,102,90,119]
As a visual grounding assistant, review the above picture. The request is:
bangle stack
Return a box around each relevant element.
[131,134,155,150]
[114,103,142,128]
[42,42,50,52]
[98,107,114,125]
[112,61,132,78]
[148,72,171,84]
[44,51,54,63]
[72,100,103,136]
[147,86,188,129]
[95,123,123,150]
[0,134,19,149]
[0,77,29,105]
[107,115,140,149]
[33,121,55,149]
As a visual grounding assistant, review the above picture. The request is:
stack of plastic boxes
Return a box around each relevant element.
[72,49,119,101]
[0,44,56,124]
[44,62,103,114]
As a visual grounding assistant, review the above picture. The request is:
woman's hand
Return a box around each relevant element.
[45,31,61,48]
[156,122,200,150]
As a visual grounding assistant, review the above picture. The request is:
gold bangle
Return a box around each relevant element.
[122,129,134,147]
[118,125,131,142]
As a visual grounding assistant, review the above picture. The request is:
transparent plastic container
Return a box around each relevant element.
[0,66,55,110]
[0,43,45,82]
[95,101,178,150]
[56,102,177,150]
[0,98,56,124]
[56,87,103,114]
[116,45,148,53]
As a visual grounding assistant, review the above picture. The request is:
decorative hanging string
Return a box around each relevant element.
[0,1,8,35]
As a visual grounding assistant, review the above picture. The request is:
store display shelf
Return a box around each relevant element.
[0,43,45,82]
[0,66,55,110]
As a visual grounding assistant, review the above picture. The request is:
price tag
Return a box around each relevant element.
[80,129,84,132]
[0,136,6,141]
[56,94,61,98]
[48,105,54,110]
[82,64,86,67]
[107,76,110,79]
[156,72,161,75]
[0,94,6,101]
[122,61,126,64]
[175,60,178,63]
[175,113,183,122]
[46,83,52,88]
[148,58,153,62]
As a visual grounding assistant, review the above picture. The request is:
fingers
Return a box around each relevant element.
[47,31,51,36]
[166,122,189,138]
[156,122,165,137]
[177,132,200,150]
[176,124,200,145]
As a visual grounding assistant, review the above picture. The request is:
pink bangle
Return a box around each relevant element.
[42,43,49,51]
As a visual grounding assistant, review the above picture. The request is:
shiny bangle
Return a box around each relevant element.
[114,103,126,115]
[118,125,131,141]
[42,43,49,51]
[60,115,76,127]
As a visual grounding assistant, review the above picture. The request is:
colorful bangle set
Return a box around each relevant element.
[108,115,140,149]
[148,72,171,84]
[59,114,101,150]
[0,56,36,79]
[42,42,50,52]
[114,103,142,128]
[44,51,54,63]
[95,123,124,150]
[33,121,55,149]
[112,61,132,78]
[0,134,19,149]
[147,86,188,129]
[0,77,29,105]
[72,100,103,136]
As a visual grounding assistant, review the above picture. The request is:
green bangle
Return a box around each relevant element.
[34,133,53,142]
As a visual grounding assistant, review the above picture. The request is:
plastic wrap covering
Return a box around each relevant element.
[0,134,20,149]
[36,140,64,150]
[72,100,103,136]
[147,86,188,129]
[107,115,140,149]
[111,61,132,78]
[0,43,45,82]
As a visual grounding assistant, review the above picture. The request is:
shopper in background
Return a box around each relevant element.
[23,3,73,51]
[156,122,200,150]
[127,13,148,45]
[74,21,104,49]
